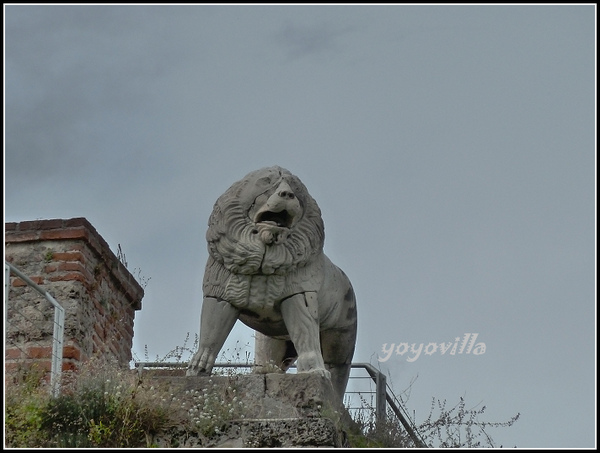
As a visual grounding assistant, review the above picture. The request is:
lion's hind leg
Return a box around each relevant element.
[321,327,356,404]
[254,333,297,373]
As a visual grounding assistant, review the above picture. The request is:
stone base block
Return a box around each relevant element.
[147,372,349,448]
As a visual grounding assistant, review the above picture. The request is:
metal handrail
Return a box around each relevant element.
[351,362,427,448]
[5,261,65,397]
[135,360,427,447]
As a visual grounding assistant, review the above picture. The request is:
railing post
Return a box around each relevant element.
[49,294,65,397]
[352,363,427,447]
[5,263,10,336]
[375,369,387,423]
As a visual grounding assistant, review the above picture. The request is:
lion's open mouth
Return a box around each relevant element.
[255,210,294,228]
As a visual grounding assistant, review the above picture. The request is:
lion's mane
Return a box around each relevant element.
[202,166,326,310]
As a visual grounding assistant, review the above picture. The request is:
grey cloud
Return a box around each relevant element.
[274,21,353,59]
[4,6,181,188]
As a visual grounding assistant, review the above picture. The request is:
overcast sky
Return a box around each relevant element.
[4,4,596,448]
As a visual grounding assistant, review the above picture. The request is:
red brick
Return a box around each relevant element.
[62,361,79,372]
[40,227,89,241]
[12,278,26,287]
[27,346,52,359]
[38,219,66,230]
[52,251,86,263]
[58,261,84,272]
[64,217,90,229]
[4,362,20,373]
[122,322,135,337]
[93,299,106,316]
[57,262,93,282]
[47,272,87,284]
[19,220,48,231]
[62,345,82,361]
[92,337,105,355]
[12,276,44,286]
[109,343,120,358]
[5,231,40,243]
[94,323,105,340]
[4,348,22,359]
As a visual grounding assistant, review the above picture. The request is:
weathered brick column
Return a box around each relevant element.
[5,218,144,376]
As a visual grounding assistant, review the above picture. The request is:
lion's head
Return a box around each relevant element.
[205,166,325,276]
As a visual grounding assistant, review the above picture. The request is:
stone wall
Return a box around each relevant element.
[5,218,144,376]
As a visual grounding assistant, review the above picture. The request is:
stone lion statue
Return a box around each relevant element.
[187,166,357,403]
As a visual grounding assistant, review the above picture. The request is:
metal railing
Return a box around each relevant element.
[348,363,427,448]
[134,360,427,447]
[5,261,65,397]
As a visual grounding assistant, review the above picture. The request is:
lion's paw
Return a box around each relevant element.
[186,349,214,376]
[296,351,329,377]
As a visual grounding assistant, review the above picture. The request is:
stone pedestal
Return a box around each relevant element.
[147,372,350,448]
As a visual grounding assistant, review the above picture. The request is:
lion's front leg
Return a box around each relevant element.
[280,292,330,378]
[187,296,239,376]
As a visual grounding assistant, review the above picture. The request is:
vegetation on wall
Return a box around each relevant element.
[6,360,171,448]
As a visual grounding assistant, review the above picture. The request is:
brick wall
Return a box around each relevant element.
[5,218,144,377]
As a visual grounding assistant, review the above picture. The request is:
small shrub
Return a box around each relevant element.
[418,396,520,448]
[179,374,246,439]
[5,358,178,448]
[5,364,51,447]
[346,391,520,448]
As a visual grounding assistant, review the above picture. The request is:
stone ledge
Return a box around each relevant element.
[146,373,349,448]
[152,372,339,419]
